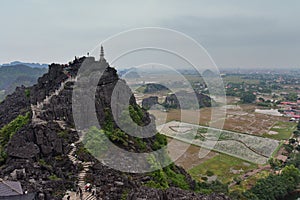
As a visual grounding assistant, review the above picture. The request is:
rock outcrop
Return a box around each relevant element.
[142,96,159,110]
[164,91,213,109]
[0,85,31,128]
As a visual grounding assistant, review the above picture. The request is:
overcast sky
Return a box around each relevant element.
[1,0,300,69]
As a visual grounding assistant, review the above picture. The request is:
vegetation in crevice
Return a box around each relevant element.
[0,112,30,164]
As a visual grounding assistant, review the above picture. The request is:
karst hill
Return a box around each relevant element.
[0,50,229,200]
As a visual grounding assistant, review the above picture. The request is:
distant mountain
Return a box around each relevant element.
[163,90,214,109]
[118,67,138,77]
[136,83,170,94]
[0,64,47,101]
[202,69,217,77]
[121,70,141,79]
[1,61,48,68]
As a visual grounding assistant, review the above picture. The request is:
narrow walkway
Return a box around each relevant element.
[65,139,96,200]
[30,76,96,200]
[31,77,77,125]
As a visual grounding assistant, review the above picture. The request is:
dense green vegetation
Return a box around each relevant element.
[145,160,190,190]
[102,104,160,151]
[25,88,30,98]
[243,165,300,200]
[146,167,191,190]
[286,92,298,102]
[0,112,30,164]
[240,92,256,104]
[128,105,144,126]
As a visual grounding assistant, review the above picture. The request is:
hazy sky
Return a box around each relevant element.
[1,0,300,69]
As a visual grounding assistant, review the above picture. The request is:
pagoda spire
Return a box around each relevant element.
[100,45,105,61]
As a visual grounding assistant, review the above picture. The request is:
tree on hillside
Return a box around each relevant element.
[244,165,300,200]
[240,92,256,104]
[294,130,300,137]
[286,92,298,102]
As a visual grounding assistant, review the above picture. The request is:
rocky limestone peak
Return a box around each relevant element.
[0,56,230,199]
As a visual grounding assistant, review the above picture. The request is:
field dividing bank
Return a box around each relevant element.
[158,121,280,164]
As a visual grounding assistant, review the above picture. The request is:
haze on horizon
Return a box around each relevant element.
[1,0,300,69]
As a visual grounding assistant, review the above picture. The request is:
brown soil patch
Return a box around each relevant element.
[167,138,217,170]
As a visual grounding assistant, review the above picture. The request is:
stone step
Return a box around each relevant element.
[85,194,96,200]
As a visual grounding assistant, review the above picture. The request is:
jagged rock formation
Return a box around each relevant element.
[142,91,213,110]
[142,96,159,110]
[137,83,170,94]
[164,91,213,109]
[0,54,229,200]
[0,58,85,199]
[0,85,31,128]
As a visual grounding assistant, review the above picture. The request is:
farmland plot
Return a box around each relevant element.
[158,121,280,164]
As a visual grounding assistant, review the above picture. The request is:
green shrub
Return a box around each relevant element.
[0,112,30,146]
[121,189,129,200]
[146,155,190,190]
[57,130,68,139]
[0,112,30,164]
[244,165,300,200]
[48,174,61,181]
[206,170,214,177]
[135,137,147,150]
[165,167,190,190]
[25,89,30,98]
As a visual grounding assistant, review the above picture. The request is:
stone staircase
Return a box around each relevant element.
[66,143,96,200]
[31,76,77,125]
[30,76,97,200]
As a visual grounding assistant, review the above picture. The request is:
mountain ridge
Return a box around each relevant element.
[1,61,48,69]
